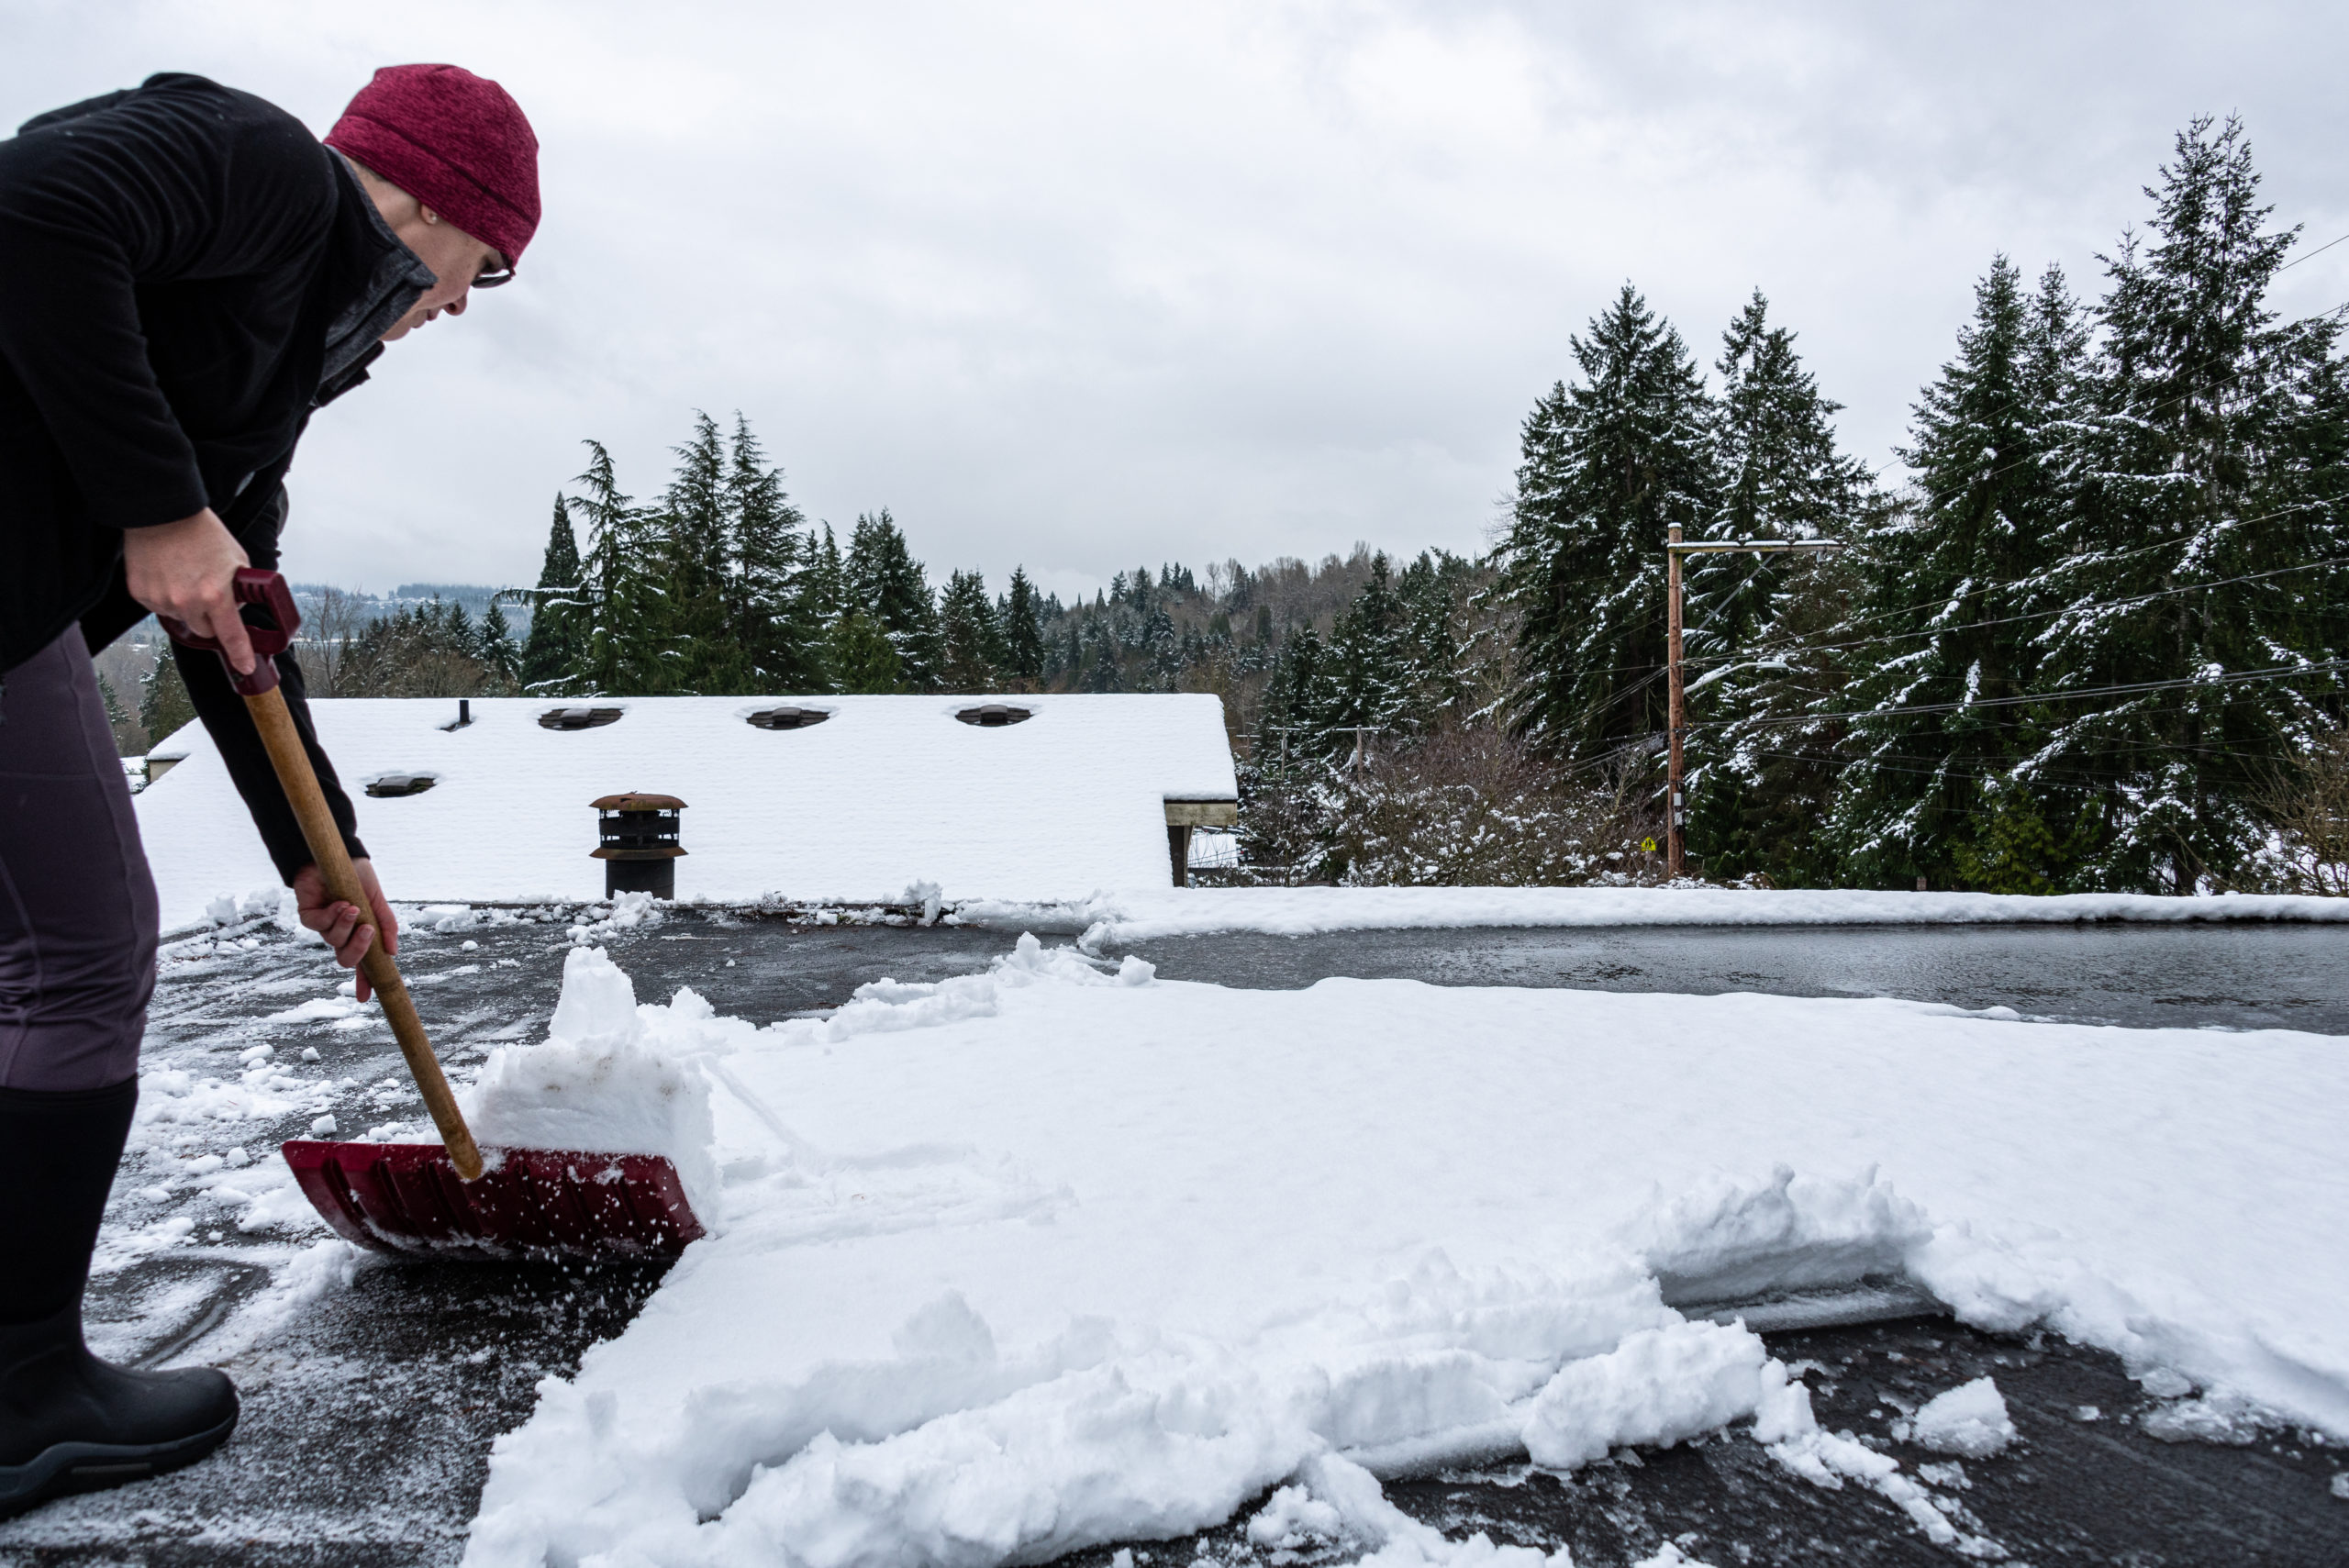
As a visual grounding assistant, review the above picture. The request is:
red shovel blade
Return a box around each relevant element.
[283,1140,706,1262]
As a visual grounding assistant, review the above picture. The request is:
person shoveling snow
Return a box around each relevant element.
[1,63,541,1519]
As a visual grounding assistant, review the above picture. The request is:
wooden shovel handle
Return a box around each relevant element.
[244,686,484,1180]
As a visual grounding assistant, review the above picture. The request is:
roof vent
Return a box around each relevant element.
[365,773,439,798]
[539,706,623,731]
[747,706,831,730]
[955,703,1032,728]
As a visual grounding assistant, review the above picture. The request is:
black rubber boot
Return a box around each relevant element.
[0,1079,239,1519]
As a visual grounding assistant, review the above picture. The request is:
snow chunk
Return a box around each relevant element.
[462,946,718,1218]
[2141,1393,2266,1446]
[265,996,360,1024]
[1630,1164,1931,1305]
[1908,1376,2016,1458]
[1521,1320,1768,1469]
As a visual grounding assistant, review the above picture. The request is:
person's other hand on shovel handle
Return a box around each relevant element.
[123,510,402,1000]
[295,860,400,1002]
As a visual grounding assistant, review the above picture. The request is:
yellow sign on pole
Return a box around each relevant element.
[1641,838,1657,854]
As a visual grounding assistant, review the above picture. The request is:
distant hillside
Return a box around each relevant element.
[289,583,533,639]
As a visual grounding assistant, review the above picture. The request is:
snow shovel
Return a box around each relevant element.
[162,570,705,1261]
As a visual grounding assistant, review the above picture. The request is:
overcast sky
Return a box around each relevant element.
[7,1,2345,603]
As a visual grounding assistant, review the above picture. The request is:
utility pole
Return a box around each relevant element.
[1664,530,1847,882]
[1333,725,1383,775]
[1666,526,1685,879]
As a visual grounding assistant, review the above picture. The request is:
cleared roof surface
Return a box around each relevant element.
[136,695,1237,929]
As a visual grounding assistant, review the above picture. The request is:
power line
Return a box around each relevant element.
[1687,657,2349,731]
[1700,547,2349,671]
[2278,228,2349,272]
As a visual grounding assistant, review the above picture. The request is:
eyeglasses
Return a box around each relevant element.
[473,256,515,289]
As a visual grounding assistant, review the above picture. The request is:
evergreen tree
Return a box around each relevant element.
[139,650,196,744]
[1395,550,1473,718]
[1003,566,1047,683]
[478,599,521,684]
[1686,291,1871,652]
[725,413,825,691]
[938,569,1006,690]
[826,611,905,694]
[1679,293,1876,884]
[844,510,941,688]
[804,524,845,624]
[1494,284,1718,758]
[570,439,672,695]
[659,411,741,691]
[1827,258,2090,890]
[518,496,588,693]
[1321,552,1414,741]
[2035,117,2349,890]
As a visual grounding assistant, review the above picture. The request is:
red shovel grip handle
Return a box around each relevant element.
[159,568,302,696]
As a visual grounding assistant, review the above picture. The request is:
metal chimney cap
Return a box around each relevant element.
[591,793,687,811]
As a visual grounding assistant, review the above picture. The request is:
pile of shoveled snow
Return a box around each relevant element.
[461,940,2349,1568]
[950,885,2349,947]
[461,946,729,1219]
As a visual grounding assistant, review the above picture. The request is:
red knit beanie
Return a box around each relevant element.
[325,64,540,267]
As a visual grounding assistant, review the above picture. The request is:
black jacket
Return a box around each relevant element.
[0,73,431,882]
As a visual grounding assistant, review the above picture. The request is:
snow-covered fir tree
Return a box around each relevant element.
[1002,567,1047,684]
[1825,258,2091,890]
[1494,284,1716,759]
[658,412,741,692]
[844,510,941,688]
[1670,294,1871,884]
[722,414,825,691]
[477,599,520,684]
[2032,117,2349,891]
[938,569,1007,690]
[1685,291,1871,652]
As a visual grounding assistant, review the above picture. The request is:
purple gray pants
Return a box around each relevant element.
[0,628,157,1091]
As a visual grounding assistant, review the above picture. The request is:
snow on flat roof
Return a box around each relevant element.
[135,694,1236,929]
[955,884,2349,942]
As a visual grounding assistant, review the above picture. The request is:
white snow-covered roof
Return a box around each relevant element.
[134,694,1236,929]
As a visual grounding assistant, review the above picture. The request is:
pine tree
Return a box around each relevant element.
[2035,117,2349,890]
[139,650,195,744]
[1003,567,1047,684]
[660,412,740,692]
[938,569,1005,690]
[1679,292,1876,884]
[570,439,672,695]
[1826,258,2089,889]
[478,600,521,684]
[519,496,588,693]
[724,413,825,691]
[1321,552,1414,741]
[826,611,905,694]
[1687,291,1871,651]
[844,510,941,688]
[1395,550,1472,718]
[1494,284,1718,759]
[804,525,845,624]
